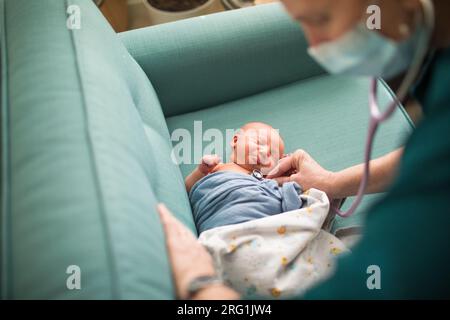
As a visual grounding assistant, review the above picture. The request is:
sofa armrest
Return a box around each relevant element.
[119,3,324,117]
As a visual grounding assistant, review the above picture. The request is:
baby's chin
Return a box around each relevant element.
[242,161,278,176]
[259,165,277,176]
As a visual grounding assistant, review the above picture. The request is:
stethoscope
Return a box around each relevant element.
[334,0,434,217]
[333,79,400,217]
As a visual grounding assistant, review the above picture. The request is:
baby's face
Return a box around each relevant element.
[230,122,285,174]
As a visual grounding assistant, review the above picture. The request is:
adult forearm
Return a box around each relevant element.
[330,148,404,199]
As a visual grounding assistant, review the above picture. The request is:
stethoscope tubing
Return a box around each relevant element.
[333,78,399,217]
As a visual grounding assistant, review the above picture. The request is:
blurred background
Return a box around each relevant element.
[95,0,279,32]
[95,0,422,123]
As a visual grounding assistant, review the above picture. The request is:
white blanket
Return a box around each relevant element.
[198,189,349,298]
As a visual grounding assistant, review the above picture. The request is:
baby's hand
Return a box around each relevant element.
[198,155,221,175]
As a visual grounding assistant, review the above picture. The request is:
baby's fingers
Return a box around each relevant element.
[202,154,222,167]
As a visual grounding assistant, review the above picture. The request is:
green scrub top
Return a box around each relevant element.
[302,46,450,299]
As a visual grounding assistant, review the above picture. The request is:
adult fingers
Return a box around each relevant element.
[266,156,294,178]
[157,203,191,240]
[272,176,292,185]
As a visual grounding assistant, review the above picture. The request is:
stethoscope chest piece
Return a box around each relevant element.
[252,169,263,180]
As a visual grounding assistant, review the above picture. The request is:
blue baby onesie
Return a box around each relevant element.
[189,171,303,234]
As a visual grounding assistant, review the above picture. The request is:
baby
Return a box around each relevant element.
[185,122,303,234]
[184,123,347,298]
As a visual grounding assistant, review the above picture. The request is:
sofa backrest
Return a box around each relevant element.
[0,0,190,299]
[120,4,325,117]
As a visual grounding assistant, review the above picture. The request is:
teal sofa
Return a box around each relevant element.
[0,0,413,299]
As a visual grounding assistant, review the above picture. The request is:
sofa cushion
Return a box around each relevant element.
[166,75,414,232]
[0,0,190,299]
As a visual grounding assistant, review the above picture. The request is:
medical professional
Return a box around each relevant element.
[157,0,450,299]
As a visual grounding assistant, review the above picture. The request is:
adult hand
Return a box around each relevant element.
[267,149,337,200]
[157,204,239,300]
[157,204,216,299]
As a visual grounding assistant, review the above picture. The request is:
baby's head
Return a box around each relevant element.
[230,122,285,174]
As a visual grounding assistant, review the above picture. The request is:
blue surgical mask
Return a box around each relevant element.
[307,22,427,80]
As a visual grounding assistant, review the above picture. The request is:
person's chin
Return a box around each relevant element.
[238,160,276,174]
[256,162,277,176]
